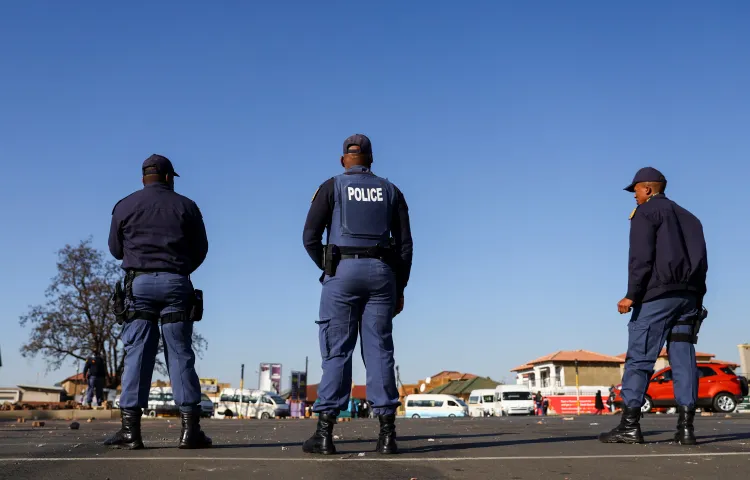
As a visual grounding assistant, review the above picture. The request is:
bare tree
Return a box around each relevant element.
[19,238,207,389]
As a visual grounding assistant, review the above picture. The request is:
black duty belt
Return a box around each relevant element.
[340,253,386,260]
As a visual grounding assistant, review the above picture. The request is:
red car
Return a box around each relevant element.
[613,362,748,414]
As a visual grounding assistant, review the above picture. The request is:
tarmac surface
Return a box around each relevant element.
[1,414,749,479]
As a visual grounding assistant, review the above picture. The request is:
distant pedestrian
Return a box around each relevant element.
[594,390,605,415]
[534,391,543,416]
[83,350,107,407]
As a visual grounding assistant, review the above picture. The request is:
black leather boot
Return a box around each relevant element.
[375,414,398,454]
[104,408,145,449]
[598,406,644,444]
[178,408,212,449]
[674,406,697,445]
[302,413,337,455]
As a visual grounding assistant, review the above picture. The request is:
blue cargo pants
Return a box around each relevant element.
[118,272,202,412]
[313,258,400,416]
[620,292,700,409]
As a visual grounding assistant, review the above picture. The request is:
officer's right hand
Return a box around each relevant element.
[394,295,404,317]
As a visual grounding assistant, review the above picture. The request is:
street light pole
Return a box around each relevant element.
[576,358,581,415]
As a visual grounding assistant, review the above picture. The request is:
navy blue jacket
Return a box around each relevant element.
[626,194,707,304]
[83,355,107,378]
[303,174,413,296]
[109,182,208,276]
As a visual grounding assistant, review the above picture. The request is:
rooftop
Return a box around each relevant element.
[426,377,502,396]
[511,350,625,372]
[16,385,66,392]
[616,349,715,359]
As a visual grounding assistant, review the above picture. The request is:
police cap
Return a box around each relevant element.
[142,154,180,177]
[624,167,666,192]
[343,134,373,156]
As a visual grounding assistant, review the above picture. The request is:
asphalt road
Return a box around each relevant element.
[1,414,749,479]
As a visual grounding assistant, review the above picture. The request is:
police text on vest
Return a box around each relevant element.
[347,187,384,202]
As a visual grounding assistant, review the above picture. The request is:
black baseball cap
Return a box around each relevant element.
[624,167,666,192]
[142,154,179,177]
[343,134,373,156]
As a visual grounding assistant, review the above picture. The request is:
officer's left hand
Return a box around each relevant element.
[617,298,633,314]
[394,295,404,317]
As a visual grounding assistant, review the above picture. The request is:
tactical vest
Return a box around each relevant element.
[328,166,396,248]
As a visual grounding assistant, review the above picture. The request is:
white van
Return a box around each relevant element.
[214,388,290,419]
[494,385,534,416]
[468,389,497,417]
[404,394,469,419]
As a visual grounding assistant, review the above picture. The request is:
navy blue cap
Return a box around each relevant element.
[142,154,179,177]
[624,167,666,192]
[343,134,373,156]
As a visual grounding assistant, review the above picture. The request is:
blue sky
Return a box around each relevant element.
[1,1,749,391]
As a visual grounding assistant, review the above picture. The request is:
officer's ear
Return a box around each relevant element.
[340,156,345,168]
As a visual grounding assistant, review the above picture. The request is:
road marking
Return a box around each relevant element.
[1,452,750,462]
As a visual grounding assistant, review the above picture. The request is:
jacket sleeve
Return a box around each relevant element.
[188,203,209,272]
[83,359,91,377]
[626,210,657,303]
[108,206,124,260]
[390,186,413,297]
[302,178,334,270]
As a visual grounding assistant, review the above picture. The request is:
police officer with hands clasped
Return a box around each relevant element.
[106,154,211,450]
[302,134,413,455]
[83,350,107,407]
[600,167,708,446]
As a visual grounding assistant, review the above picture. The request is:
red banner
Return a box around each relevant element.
[545,396,600,415]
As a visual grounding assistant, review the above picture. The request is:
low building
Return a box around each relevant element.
[740,344,750,377]
[512,350,625,394]
[0,385,66,404]
[60,373,87,399]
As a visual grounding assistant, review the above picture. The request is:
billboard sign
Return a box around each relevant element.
[271,364,282,394]
[290,371,307,401]
[259,363,272,391]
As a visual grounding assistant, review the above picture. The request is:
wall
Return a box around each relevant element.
[739,344,750,377]
[61,381,86,398]
[560,365,622,387]
[0,389,21,404]
[20,391,62,403]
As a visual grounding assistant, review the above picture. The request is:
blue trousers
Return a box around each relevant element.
[620,293,700,409]
[86,376,104,406]
[314,258,400,416]
[119,272,201,412]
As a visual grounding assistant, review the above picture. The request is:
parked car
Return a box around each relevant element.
[214,388,289,419]
[468,389,496,417]
[404,394,469,418]
[613,363,748,414]
[200,394,214,418]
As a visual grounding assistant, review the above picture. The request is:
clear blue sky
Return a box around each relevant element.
[1,1,749,391]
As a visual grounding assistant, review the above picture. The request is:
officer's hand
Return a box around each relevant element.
[394,295,404,317]
[617,298,633,314]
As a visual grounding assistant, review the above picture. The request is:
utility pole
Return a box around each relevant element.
[576,358,581,415]
[239,364,245,418]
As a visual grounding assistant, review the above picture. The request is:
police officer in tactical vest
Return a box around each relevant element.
[83,350,107,407]
[600,167,708,445]
[105,154,211,450]
[302,134,413,455]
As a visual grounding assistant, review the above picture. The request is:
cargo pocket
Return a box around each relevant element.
[627,321,651,364]
[315,318,351,360]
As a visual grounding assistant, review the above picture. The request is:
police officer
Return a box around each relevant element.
[600,167,707,445]
[83,350,107,407]
[302,134,413,455]
[105,154,211,450]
